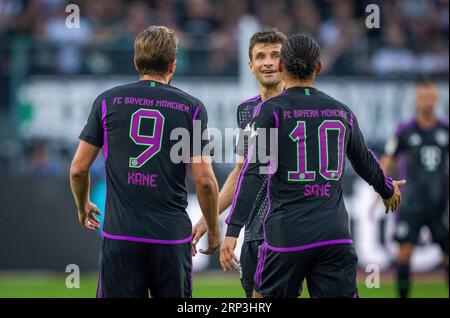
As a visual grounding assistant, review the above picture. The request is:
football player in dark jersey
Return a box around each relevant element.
[221,34,405,298]
[70,26,220,298]
[191,29,286,298]
[381,77,449,298]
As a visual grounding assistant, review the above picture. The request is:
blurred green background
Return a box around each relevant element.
[0,271,447,298]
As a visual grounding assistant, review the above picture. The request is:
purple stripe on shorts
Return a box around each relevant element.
[189,251,193,297]
[254,243,268,286]
[97,271,102,298]
[266,239,353,252]
[226,144,254,224]
[101,100,108,161]
[102,230,192,245]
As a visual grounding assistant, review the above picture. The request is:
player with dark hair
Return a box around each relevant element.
[70,26,220,298]
[221,34,405,298]
[381,77,449,298]
[191,29,286,298]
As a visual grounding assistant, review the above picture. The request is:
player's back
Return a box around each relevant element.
[80,80,208,242]
[261,87,356,248]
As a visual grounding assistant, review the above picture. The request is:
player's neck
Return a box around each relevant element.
[139,74,171,84]
[416,112,437,130]
[283,77,314,90]
[259,81,285,100]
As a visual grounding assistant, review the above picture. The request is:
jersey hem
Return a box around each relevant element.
[102,230,192,245]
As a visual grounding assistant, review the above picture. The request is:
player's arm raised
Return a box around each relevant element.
[70,140,102,231]
[346,115,406,213]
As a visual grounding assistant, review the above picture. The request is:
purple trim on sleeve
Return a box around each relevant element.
[252,100,265,118]
[102,230,192,245]
[101,100,108,161]
[266,239,353,252]
[368,148,393,190]
[262,173,273,242]
[225,144,255,224]
[272,111,279,128]
[349,113,354,134]
[241,95,261,104]
[192,106,200,125]
[252,91,287,119]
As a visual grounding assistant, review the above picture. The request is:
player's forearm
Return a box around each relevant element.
[70,168,91,211]
[349,148,394,199]
[225,166,264,237]
[218,164,242,214]
[380,155,395,175]
[195,176,220,233]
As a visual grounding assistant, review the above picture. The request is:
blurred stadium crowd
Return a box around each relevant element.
[0,0,448,77]
[0,0,448,177]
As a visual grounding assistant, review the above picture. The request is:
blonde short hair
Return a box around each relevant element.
[134,26,178,76]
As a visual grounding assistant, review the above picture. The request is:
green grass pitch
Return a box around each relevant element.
[0,272,447,298]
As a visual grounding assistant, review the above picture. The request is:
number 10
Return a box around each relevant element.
[288,120,346,181]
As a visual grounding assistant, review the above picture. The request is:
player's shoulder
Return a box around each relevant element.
[166,85,205,108]
[394,118,417,137]
[314,88,352,112]
[252,93,284,119]
[100,82,140,97]
[438,118,449,131]
[91,83,131,105]
[237,95,261,112]
[238,95,261,107]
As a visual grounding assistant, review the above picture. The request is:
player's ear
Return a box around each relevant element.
[315,61,322,75]
[134,58,139,73]
[248,60,255,75]
[168,59,177,75]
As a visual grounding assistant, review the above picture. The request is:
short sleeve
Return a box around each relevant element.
[191,103,213,157]
[79,97,103,148]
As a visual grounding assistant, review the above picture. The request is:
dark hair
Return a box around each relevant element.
[415,75,436,87]
[134,26,179,76]
[280,34,321,80]
[248,29,287,61]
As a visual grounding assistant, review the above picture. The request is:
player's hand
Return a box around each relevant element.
[199,223,220,255]
[383,180,406,213]
[220,236,239,272]
[191,217,208,256]
[78,202,101,231]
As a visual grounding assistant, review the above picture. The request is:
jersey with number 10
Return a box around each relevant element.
[226,86,394,249]
[79,80,210,242]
